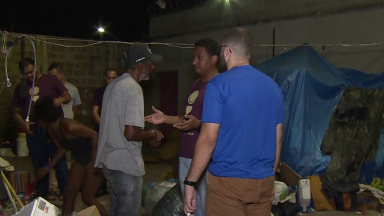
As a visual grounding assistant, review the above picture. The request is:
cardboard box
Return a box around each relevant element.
[13,197,59,216]
[357,192,384,212]
[276,162,302,187]
[77,205,101,216]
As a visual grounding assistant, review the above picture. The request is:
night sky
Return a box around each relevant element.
[0,0,157,41]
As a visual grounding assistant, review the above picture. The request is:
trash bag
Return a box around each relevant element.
[142,179,180,208]
[142,182,156,207]
[144,181,177,215]
[150,183,185,216]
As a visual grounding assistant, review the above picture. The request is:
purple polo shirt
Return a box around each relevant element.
[12,74,67,132]
[92,86,106,115]
[179,78,208,159]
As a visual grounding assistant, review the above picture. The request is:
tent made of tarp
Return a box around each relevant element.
[254,44,384,183]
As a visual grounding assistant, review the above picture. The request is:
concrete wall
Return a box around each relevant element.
[150,0,384,39]
[0,35,160,143]
[150,7,384,114]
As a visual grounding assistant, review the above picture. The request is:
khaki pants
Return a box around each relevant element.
[206,171,274,216]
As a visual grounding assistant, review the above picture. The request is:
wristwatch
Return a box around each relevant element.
[184,177,197,188]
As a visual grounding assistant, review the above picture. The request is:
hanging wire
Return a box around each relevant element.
[31,38,384,49]
[1,32,383,49]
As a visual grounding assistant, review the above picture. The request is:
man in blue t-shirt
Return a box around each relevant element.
[183,27,284,216]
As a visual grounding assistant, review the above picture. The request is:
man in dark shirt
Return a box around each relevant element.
[145,39,220,216]
[92,67,118,132]
[91,67,118,197]
[12,58,71,199]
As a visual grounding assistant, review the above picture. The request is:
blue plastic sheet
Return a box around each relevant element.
[254,44,384,182]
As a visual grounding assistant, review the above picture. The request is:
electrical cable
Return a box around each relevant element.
[2,31,383,49]
[3,35,37,123]
[24,36,37,124]
[32,37,383,49]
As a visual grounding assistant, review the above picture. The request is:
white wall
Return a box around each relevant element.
[151,7,384,114]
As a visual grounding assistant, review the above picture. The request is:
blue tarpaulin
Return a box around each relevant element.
[254,44,384,183]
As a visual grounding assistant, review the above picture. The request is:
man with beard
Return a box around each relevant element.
[145,38,220,216]
[183,27,285,216]
[95,43,164,216]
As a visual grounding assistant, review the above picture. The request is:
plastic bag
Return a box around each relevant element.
[150,183,185,216]
[144,181,176,214]
[142,182,156,207]
[273,181,289,204]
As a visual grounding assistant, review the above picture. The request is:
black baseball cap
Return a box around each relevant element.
[121,43,163,68]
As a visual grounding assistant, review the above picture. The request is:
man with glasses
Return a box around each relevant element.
[183,27,284,216]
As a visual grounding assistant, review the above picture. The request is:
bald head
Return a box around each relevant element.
[222,27,253,60]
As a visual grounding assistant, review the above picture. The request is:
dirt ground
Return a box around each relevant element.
[2,155,173,215]
[2,156,382,216]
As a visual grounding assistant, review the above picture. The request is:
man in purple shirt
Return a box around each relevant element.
[91,67,118,197]
[145,38,220,216]
[12,58,71,199]
[92,67,118,132]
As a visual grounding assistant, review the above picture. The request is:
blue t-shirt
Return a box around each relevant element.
[201,65,284,179]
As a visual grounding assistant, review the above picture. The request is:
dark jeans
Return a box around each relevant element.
[103,167,142,216]
[26,132,68,198]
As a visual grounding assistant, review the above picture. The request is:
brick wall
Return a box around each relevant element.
[0,34,135,142]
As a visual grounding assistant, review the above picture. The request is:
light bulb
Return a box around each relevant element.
[98,27,105,33]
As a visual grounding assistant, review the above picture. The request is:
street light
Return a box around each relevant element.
[96,27,118,41]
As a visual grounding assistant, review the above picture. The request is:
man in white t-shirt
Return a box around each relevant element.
[48,63,82,119]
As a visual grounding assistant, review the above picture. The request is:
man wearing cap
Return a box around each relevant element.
[94,43,164,216]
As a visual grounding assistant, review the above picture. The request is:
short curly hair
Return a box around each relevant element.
[194,38,220,58]
[34,97,62,123]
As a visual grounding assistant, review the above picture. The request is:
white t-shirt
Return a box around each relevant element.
[62,82,81,119]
